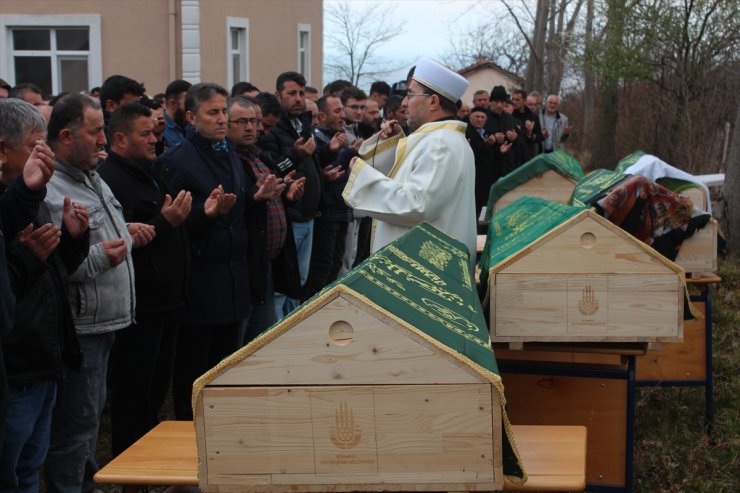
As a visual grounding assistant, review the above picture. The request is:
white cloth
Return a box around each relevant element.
[624,154,712,214]
[342,120,477,264]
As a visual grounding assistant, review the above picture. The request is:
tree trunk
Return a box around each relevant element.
[582,0,595,153]
[722,105,740,254]
[592,0,626,168]
[526,0,550,91]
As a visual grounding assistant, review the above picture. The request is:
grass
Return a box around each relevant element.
[93,256,740,493]
[631,253,740,493]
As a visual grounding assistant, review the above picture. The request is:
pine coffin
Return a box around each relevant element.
[487,210,685,344]
[492,169,578,215]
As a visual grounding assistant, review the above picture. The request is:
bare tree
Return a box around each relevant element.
[444,21,528,76]
[723,105,740,253]
[324,1,404,87]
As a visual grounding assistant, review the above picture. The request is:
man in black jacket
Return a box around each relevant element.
[0,98,86,492]
[258,72,321,318]
[227,96,303,343]
[98,102,192,453]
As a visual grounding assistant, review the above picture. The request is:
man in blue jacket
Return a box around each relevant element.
[159,83,250,421]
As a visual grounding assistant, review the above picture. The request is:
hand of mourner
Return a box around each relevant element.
[286,176,305,202]
[22,140,55,192]
[253,174,278,201]
[494,132,505,144]
[506,129,518,141]
[161,190,192,227]
[204,185,237,217]
[62,196,89,237]
[102,238,128,266]
[20,223,61,262]
[500,141,512,154]
[329,132,347,153]
[294,136,316,159]
[127,222,156,248]
[322,164,345,182]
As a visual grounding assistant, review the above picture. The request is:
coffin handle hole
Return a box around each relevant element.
[581,232,596,249]
[329,320,354,346]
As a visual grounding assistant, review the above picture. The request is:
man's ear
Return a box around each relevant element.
[0,138,7,164]
[112,131,127,149]
[58,128,75,146]
[186,110,196,125]
[104,99,118,114]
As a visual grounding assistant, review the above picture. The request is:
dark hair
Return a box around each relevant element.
[512,89,527,99]
[109,102,152,137]
[47,93,100,143]
[305,86,318,95]
[384,94,404,114]
[231,81,259,97]
[165,79,192,100]
[184,83,228,114]
[276,72,306,92]
[10,82,43,99]
[139,95,162,110]
[254,92,281,117]
[316,94,340,113]
[48,92,70,107]
[322,79,352,96]
[470,106,488,115]
[370,81,391,96]
[340,86,367,105]
[100,75,146,109]
[90,86,101,94]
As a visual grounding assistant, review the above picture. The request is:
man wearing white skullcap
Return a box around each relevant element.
[342,58,477,262]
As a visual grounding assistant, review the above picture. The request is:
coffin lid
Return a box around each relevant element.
[484,150,584,220]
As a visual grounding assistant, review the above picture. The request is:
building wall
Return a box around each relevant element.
[461,69,520,106]
[0,0,174,94]
[199,0,323,92]
[1,0,323,95]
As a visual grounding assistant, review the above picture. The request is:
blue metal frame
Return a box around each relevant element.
[635,291,714,432]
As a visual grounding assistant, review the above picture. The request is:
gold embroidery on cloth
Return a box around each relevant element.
[419,240,451,270]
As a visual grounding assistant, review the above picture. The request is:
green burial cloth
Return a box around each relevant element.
[656,177,703,196]
[478,197,588,300]
[196,223,527,483]
[614,150,646,174]
[484,150,584,221]
[570,168,628,207]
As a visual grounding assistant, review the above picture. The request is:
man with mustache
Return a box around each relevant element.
[98,102,192,455]
[163,79,192,150]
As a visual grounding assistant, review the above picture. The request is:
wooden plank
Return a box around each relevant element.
[675,219,718,274]
[493,274,682,342]
[209,295,484,387]
[493,170,577,214]
[94,421,586,492]
[636,301,707,381]
[499,213,674,274]
[502,372,627,487]
[200,384,500,488]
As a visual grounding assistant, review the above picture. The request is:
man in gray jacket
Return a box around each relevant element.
[42,93,155,493]
[539,94,571,153]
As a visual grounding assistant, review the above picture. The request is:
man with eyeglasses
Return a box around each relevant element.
[227,96,304,342]
[343,58,477,264]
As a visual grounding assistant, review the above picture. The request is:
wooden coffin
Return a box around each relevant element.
[479,198,686,345]
[194,223,525,492]
[485,151,584,218]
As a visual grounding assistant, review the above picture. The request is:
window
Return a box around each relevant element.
[226,17,249,88]
[298,24,311,84]
[0,15,101,96]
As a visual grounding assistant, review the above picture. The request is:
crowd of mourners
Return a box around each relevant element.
[0,71,570,492]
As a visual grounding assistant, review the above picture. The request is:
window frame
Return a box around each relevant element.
[0,15,102,94]
[225,17,249,89]
[297,23,311,85]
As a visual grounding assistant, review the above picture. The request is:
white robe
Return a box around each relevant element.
[342,119,477,264]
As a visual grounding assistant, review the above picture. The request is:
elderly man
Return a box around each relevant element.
[343,58,477,263]
[0,98,65,487]
[540,94,571,153]
[159,83,249,421]
[43,93,155,492]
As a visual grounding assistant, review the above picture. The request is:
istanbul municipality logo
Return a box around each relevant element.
[329,401,362,449]
[578,284,599,316]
